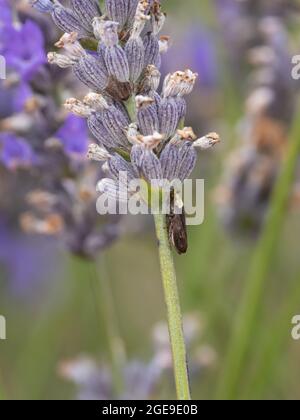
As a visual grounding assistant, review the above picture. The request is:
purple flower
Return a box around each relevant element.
[3,20,47,81]
[0,221,60,299]
[0,0,12,52]
[55,115,89,157]
[0,133,37,170]
[0,0,12,27]
[162,25,218,88]
[0,81,33,117]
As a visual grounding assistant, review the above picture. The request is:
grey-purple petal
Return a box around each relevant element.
[159,144,181,181]
[176,143,197,181]
[104,46,130,83]
[131,146,163,184]
[141,149,163,184]
[105,0,128,27]
[101,107,130,146]
[51,5,87,37]
[159,97,179,139]
[127,0,139,26]
[108,154,138,182]
[73,54,109,92]
[70,0,101,32]
[125,38,145,82]
[130,144,144,174]
[175,97,187,120]
[88,113,117,148]
[143,33,160,68]
[137,104,159,136]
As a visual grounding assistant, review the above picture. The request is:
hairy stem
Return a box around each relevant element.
[154,213,191,400]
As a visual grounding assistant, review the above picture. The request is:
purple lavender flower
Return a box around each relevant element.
[0,81,33,117]
[3,20,47,81]
[54,114,89,158]
[162,26,218,89]
[0,220,60,299]
[0,132,37,170]
[34,0,220,255]
[30,1,220,399]
[216,0,298,236]
[0,1,121,266]
[0,3,47,117]
[0,0,12,29]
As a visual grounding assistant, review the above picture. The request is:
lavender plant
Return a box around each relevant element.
[0,0,122,264]
[30,0,220,399]
[214,0,300,399]
[215,0,299,237]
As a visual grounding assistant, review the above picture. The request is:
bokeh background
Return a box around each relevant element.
[1,0,300,400]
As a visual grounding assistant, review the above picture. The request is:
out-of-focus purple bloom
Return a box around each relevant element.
[0,2,46,117]
[0,132,37,170]
[215,0,241,33]
[0,221,60,299]
[163,26,218,88]
[216,0,299,237]
[0,81,33,117]
[0,0,12,30]
[0,0,12,54]
[0,0,11,18]
[3,20,47,81]
[189,28,218,88]
[160,24,219,130]
[55,115,89,158]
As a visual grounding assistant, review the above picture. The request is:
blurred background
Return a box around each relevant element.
[1,0,300,400]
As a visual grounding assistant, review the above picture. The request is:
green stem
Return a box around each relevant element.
[153,213,191,400]
[124,95,137,122]
[90,256,126,395]
[80,38,98,51]
[245,271,300,399]
[99,0,106,12]
[216,105,300,400]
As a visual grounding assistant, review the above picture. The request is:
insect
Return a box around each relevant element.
[166,187,188,255]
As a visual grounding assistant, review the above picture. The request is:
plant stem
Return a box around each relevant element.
[90,256,126,395]
[245,271,300,399]
[125,95,137,122]
[99,0,106,12]
[216,105,300,400]
[153,213,191,400]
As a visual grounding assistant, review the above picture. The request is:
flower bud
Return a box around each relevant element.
[136,96,159,136]
[193,133,221,150]
[87,144,112,161]
[106,0,129,27]
[159,97,179,139]
[70,0,101,33]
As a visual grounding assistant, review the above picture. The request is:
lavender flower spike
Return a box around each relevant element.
[33,0,220,400]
